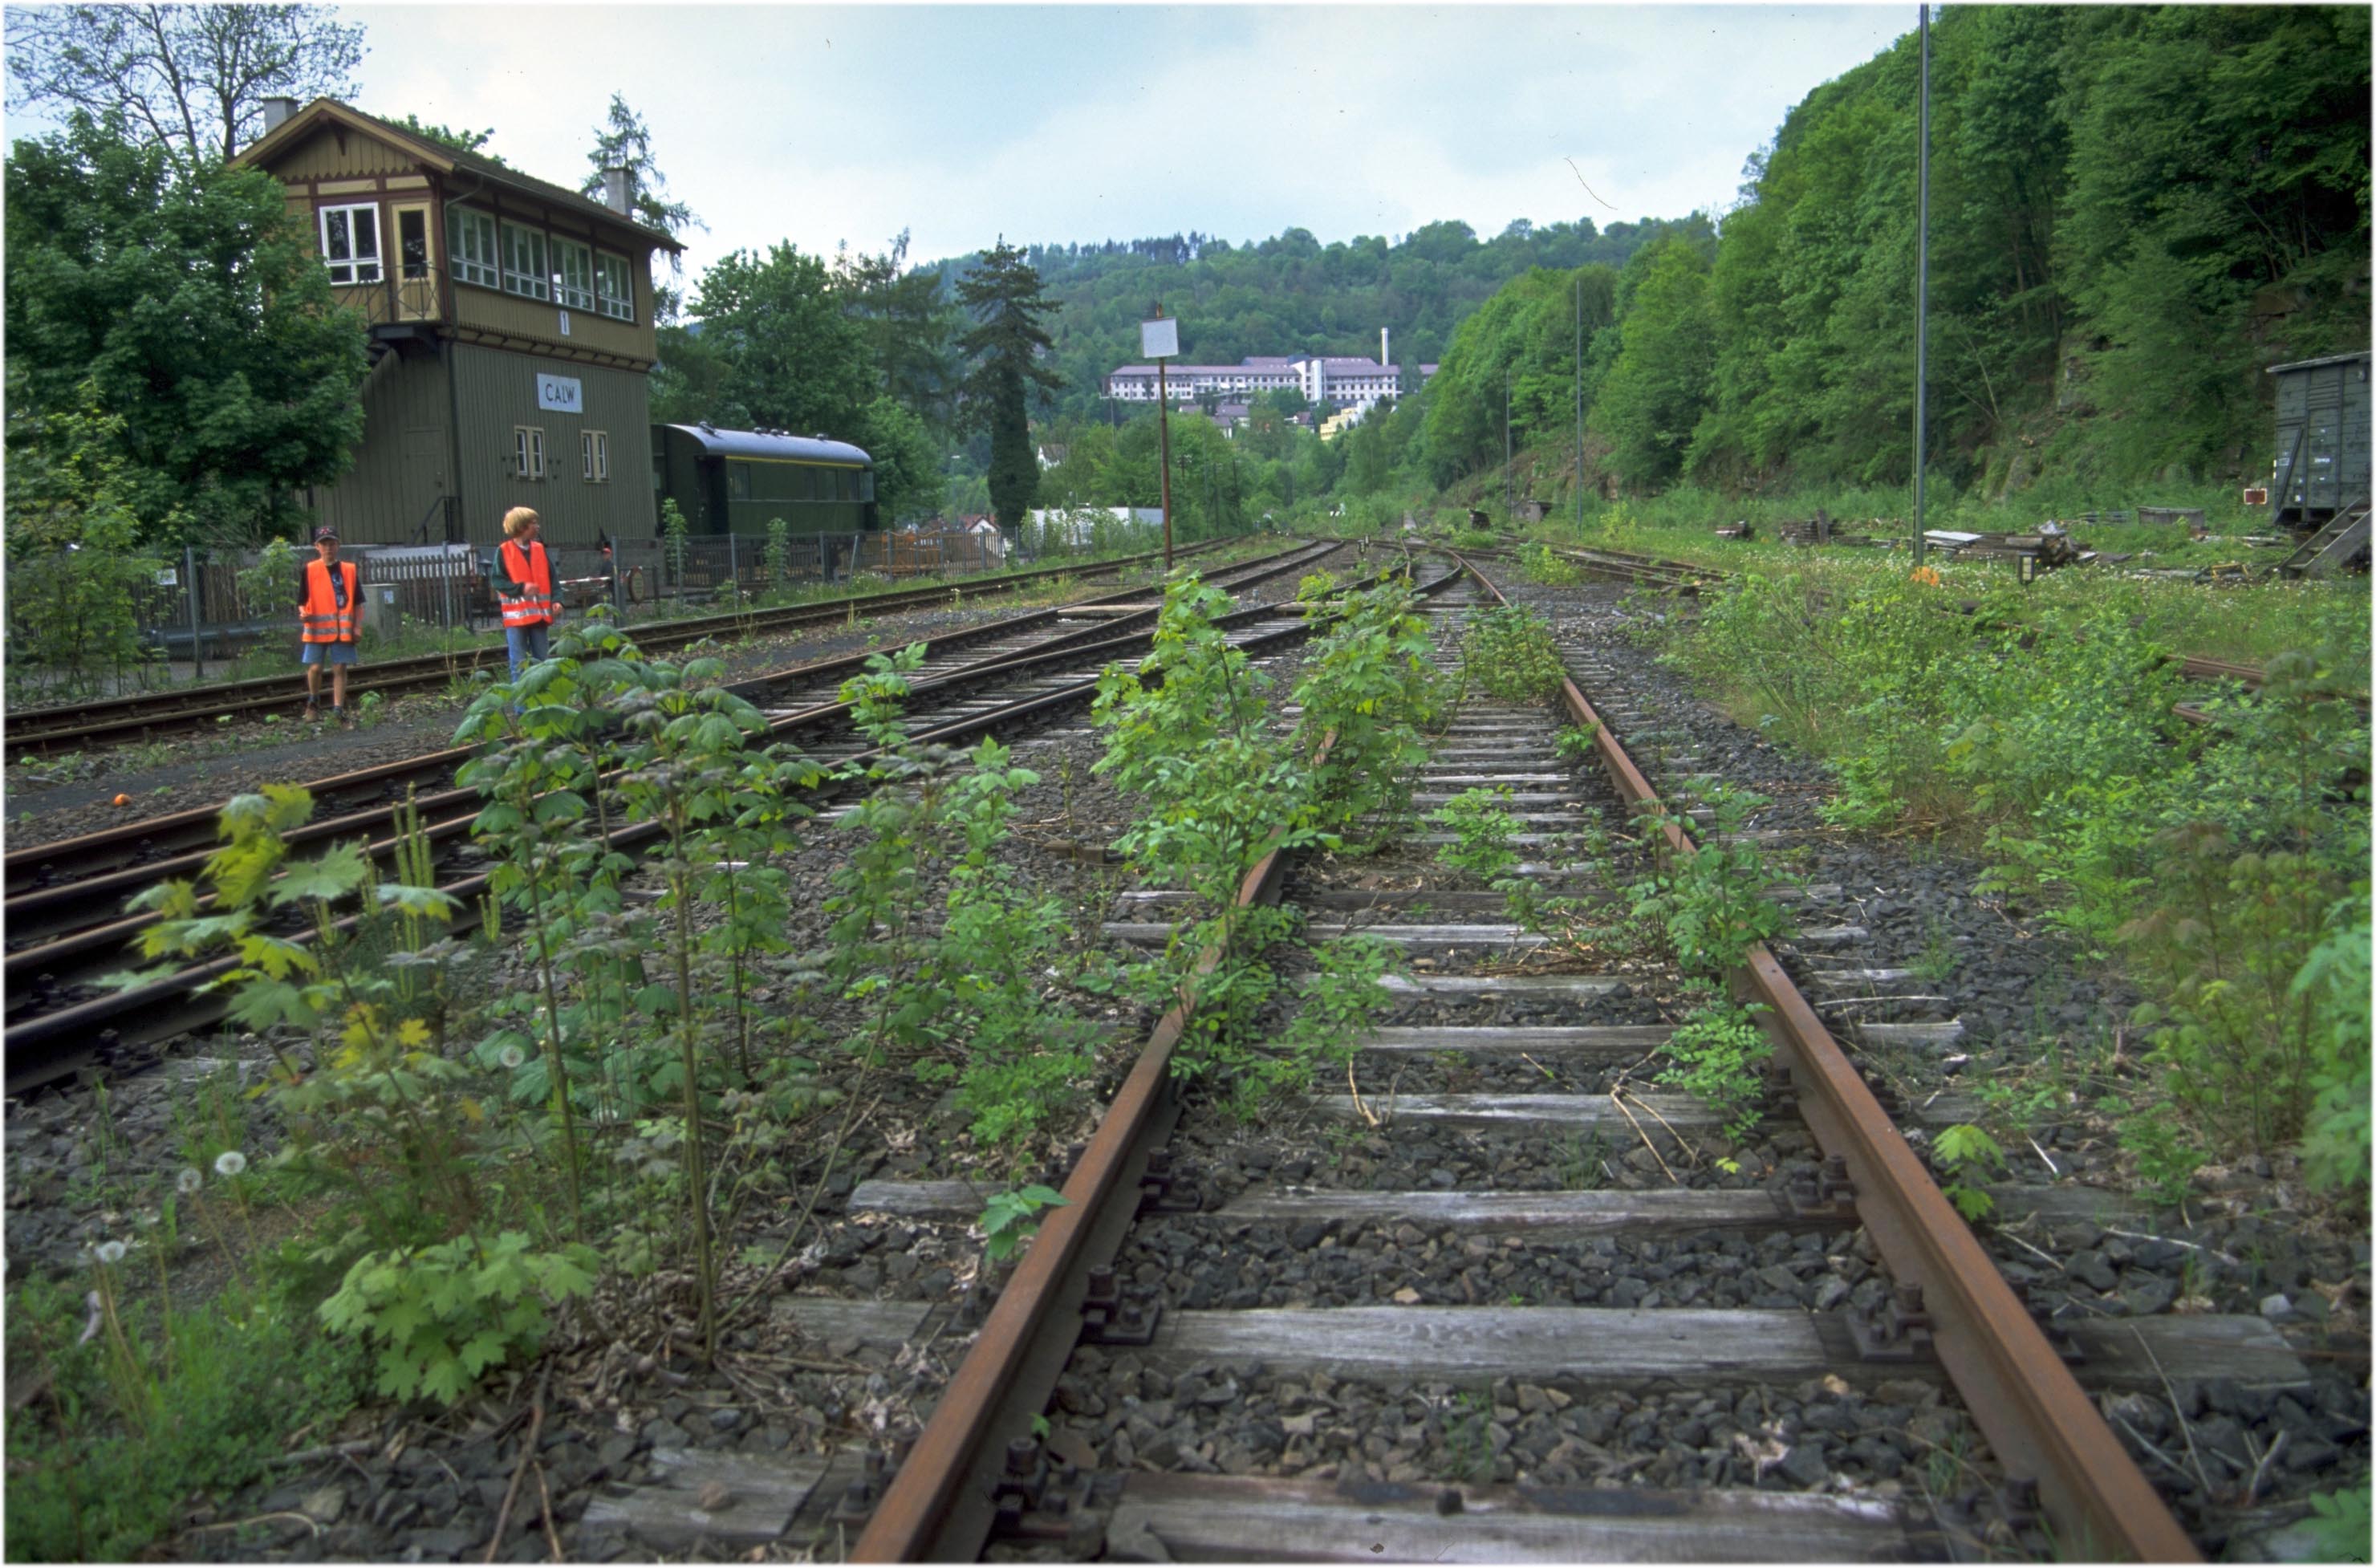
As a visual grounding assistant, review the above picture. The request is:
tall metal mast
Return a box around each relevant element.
[1913,3,1931,567]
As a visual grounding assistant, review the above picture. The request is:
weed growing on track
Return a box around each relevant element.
[1626,785,1792,978]
[1460,604,1566,703]
[1428,786,1523,882]
[1664,567,2370,1197]
[827,644,1102,1153]
[1931,1123,2008,1221]
[1519,541,1585,587]
[1092,578,1320,1097]
[1659,984,1773,1144]
[1292,575,1450,851]
[980,1184,1069,1265]
[1092,573,1439,1113]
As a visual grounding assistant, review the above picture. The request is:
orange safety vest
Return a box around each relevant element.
[498,539,558,628]
[300,559,359,644]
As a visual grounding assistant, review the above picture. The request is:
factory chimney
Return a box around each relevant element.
[1381,327,1390,370]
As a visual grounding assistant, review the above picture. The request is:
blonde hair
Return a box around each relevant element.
[502,506,541,538]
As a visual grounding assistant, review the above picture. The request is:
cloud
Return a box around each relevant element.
[19,5,1904,274]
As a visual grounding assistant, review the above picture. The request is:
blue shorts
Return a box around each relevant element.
[302,642,359,665]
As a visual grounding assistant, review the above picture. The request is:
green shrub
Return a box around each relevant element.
[1628,785,1792,977]
[1659,988,1772,1142]
[319,1231,599,1402]
[1461,604,1566,703]
[6,1274,366,1562]
[1660,559,2370,1188]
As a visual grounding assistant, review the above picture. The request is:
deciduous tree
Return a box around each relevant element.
[686,242,874,441]
[4,116,370,540]
[835,230,961,428]
[5,4,364,172]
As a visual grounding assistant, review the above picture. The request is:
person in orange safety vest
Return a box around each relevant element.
[298,525,360,726]
[496,506,560,693]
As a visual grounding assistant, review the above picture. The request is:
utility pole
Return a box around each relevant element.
[1574,274,1586,533]
[1913,2,1931,567]
[1504,365,1514,519]
[1146,303,1178,575]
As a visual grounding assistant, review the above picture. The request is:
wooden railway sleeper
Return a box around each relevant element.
[2006,1280,2088,1365]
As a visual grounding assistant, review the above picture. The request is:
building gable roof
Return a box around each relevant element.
[235,98,684,253]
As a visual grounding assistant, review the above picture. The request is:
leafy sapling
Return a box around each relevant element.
[1931,1123,2007,1222]
[981,1186,1070,1265]
[1659,988,1773,1144]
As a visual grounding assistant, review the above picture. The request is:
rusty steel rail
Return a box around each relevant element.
[850,821,1295,1562]
[851,563,1464,1561]
[2,556,1413,1097]
[2,538,1242,760]
[1455,552,2196,1562]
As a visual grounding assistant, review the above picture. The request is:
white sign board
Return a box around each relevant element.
[1139,316,1180,360]
[536,373,584,414]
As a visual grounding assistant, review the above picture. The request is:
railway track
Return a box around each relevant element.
[1470,536,2366,718]
[0,539,1356,1095]
[0,538,1242,762]
[645,554,2305,1562]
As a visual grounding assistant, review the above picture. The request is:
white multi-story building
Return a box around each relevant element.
[1106,329,1439,414]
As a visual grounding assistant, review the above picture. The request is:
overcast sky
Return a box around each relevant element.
[15,4,1913,278]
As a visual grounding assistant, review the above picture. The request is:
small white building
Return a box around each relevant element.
[961,515,1006,563]
[1104,329,1439,416]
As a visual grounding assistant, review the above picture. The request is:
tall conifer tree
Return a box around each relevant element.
[956,239,1062,532]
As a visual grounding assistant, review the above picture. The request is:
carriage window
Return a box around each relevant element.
[727,463,751,502]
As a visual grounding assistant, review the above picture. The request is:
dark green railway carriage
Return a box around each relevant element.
[2268,352,2372,529]
[650,423,879,534]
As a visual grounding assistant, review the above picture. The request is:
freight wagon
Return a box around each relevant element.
[2268,351,2370,530]
[650,423,879,536]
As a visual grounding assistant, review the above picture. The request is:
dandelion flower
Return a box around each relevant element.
[94,1240,127,1265]
[498,1045,527,1070]
[213,1150,248,1178]
[176,1167,203,1195]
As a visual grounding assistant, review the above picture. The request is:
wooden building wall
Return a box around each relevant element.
[311,352,457,544]
[453,343,655,546]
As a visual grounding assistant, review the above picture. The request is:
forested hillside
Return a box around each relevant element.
[1424,5,2370,502]
[929,217,1695,424]
[657,6,2366,526]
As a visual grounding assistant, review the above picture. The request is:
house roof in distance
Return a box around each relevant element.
[236,98,684,252]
